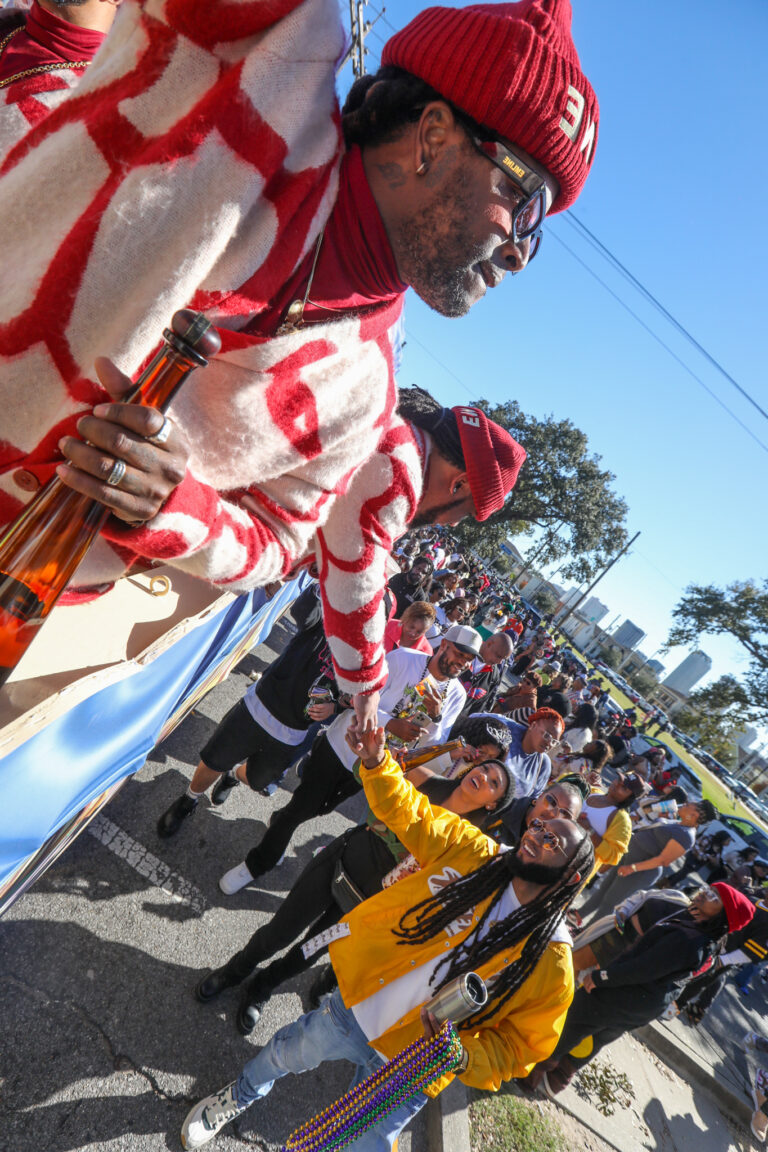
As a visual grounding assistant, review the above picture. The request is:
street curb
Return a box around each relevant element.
[425,1079,472,1152]
[637,1020,753,1126]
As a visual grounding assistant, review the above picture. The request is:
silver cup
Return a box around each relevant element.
[425,972,488,1025]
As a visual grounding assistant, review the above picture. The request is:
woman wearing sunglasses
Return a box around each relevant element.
[487,780,583,849]
[523,882,753,1097]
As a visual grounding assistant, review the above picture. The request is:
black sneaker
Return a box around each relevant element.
[236,981,269,1035]
[308,963,337,1009]
[195,967,239,1004]
[210,774,240,806]
[157,793,198,838]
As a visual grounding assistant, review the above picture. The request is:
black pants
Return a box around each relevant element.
[223,825,397,999]
[535,983,664,1091]
[245,732,360,878]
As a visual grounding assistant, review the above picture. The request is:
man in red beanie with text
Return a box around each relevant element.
[525,881,754,1096]
[0,0,598,731]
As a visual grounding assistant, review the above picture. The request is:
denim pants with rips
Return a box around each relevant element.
[234,987,429,1151]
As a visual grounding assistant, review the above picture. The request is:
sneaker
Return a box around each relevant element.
[539,1071,561,1099]
[181,1082,246,1149]
[210,773,240,806]
[308,964,337,1009]
[157,793,198,839]
[744,1031,761,1051]
[237,979,269,1035]
[752,1108,768,1144]
[195,967,239,1004]
[219,861,255,895]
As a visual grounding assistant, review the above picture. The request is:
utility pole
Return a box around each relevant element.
[340,1,385,78]
[555,531,640,631]
[513,520,564,588]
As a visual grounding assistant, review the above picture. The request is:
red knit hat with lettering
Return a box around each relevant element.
[382,0,598,212]
[452,405,526,521]
[711,882,754,933]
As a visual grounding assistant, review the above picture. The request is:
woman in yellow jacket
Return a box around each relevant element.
[181,727,594,1151]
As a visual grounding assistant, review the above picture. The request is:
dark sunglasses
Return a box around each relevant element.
[528,817,565,854]
[471,136,546,264]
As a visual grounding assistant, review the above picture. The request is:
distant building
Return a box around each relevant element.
[646,658,665,676]
[663,650,712,696]
[612,620,646,651]
[581,596,609,624]
[739,727,760,752]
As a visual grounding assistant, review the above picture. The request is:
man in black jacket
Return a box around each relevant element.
[156,583,338,842]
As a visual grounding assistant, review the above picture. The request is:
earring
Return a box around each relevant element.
[416,160,428,176]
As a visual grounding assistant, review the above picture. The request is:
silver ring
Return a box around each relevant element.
[147,416,172,446]
[106,458,127,487]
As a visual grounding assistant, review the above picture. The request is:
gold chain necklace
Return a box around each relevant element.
[0,25,89,90]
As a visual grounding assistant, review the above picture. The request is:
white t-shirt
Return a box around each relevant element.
[326,647,467,770]
[564,726,592,753]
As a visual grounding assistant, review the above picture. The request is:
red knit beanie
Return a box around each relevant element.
[711,882,754,934]
[382,0,598,213]
[452,405,526,521]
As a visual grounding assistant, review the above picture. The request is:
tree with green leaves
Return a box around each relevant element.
[666,580,768,725]
[673,675,751,768]
[454,399,629,583]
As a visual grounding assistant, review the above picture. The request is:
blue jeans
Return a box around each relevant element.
[235,987,428,1151]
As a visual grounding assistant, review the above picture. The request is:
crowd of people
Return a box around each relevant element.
[2,0,766,1148]
[150,524,767,1148]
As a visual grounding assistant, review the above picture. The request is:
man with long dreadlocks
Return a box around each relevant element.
[180,724,593,1150]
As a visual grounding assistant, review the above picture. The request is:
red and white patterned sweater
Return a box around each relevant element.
[0,0,421,696]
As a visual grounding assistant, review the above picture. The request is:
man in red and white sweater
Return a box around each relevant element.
[0,0,599,723]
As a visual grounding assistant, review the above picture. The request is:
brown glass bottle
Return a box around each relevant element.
[0,310,221,688]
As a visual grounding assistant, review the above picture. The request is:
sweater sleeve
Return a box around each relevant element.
[314,419,425,696]
[460,942,575,1089]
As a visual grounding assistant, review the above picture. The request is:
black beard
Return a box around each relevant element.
[436,650,460,678]
[507,852,566,887]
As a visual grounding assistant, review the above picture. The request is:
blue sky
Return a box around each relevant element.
[339,0,767,702]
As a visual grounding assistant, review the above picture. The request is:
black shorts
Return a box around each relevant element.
[200,698,305,790]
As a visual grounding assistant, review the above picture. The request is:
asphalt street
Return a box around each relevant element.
[1,617,429,1152]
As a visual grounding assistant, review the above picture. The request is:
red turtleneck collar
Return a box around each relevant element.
[0,0,106,81]
[248,145,406,336]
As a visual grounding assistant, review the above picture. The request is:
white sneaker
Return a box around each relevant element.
[219,861,255,895]
[745,1031,761,1051]
[181,1082,246,1149]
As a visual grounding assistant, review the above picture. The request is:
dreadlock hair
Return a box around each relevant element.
[393,829,595,1028]
[397,385,465,471]
[341,66,487,150]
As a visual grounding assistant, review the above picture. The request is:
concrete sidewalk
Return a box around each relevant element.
[434,972,768,1152]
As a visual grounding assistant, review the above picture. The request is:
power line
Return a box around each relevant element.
[549,230,768,457]
[564,212,768,427]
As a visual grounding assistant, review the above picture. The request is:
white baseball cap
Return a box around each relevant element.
[443,625,483,658]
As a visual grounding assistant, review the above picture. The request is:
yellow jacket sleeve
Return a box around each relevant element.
[458,942,575,1090]
[359,749,495,869]
[595,808,632,869]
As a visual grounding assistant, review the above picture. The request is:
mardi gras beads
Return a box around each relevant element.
[282,1020,463,1152]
